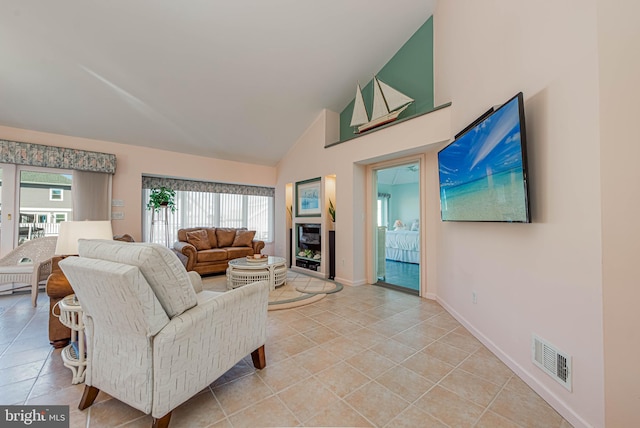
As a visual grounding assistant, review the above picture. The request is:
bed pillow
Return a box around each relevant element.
[411,220,420,231]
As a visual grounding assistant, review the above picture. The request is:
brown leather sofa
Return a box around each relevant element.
[46,234,134,348]
[173,227,265,275]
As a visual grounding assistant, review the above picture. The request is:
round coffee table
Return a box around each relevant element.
[227,256,287,291]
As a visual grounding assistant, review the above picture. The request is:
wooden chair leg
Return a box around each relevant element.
[251,345,266,369]
[152,412,172,428]
[78,385,100,410]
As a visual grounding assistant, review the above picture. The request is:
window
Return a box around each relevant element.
[142,187,274,245]
[50,189,63,201]
[54,213,67,223]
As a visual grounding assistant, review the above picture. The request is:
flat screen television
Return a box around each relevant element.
[438,92,531,222]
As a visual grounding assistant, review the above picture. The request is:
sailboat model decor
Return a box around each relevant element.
[350,76,414,134]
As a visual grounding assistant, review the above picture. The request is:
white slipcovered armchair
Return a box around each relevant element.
[59,239,269,428]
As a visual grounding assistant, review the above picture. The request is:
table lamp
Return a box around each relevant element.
[55,221,114,256]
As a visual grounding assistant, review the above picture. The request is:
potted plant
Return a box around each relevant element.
[147,187,177,213]
[328,199,336,223]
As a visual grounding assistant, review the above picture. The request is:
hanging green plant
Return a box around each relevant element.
[147,187,177,213]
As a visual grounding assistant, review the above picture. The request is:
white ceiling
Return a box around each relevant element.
[377,163,419,185]
[0,1,435,166]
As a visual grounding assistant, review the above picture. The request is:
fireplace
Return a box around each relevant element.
[295,223,321,271]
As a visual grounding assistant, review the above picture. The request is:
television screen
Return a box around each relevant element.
[438,92,531,222]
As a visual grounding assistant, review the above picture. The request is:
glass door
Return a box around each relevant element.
[0,164,73,256]
[375,162,421,294]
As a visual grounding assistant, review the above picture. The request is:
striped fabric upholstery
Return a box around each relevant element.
[78,239,197,318]
[58,241,270,420]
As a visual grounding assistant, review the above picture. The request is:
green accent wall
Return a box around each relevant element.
[339,16,434,142]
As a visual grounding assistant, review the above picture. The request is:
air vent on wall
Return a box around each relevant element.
[532,334,572,391]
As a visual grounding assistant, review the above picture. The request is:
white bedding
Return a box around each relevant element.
[385,230,420,264]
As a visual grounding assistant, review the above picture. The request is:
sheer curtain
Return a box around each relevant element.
[72,170,111,221]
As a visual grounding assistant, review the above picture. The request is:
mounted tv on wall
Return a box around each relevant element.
[438,92,531,222]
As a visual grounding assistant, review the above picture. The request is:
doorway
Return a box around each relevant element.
[374,161,421,294]
[0,164,73,256]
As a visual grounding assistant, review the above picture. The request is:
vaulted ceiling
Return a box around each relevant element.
[0,1,435,166]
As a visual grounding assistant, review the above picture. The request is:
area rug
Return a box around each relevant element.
[201,270,342,311]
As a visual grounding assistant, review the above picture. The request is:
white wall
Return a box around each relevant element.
[597,0,640,425]
[434,1,603,426]
[0,125,277,247]
[276,107,451,287]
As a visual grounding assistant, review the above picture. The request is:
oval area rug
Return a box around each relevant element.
[201,270,342,311]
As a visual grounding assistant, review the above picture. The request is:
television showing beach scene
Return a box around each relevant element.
[438,93,530,222]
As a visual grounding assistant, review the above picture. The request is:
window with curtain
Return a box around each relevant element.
[142,176,274,245]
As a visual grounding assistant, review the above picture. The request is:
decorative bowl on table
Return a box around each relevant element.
[246,254,268,263]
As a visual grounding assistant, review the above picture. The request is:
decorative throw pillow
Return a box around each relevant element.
[232,230,256,247]
[215,228,237,247]
[186,230,211,250]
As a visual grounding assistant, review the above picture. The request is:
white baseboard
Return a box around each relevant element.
[436,296,591,428]
[334,276,367,286]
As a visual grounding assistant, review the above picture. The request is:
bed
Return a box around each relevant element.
[385,229,420,264]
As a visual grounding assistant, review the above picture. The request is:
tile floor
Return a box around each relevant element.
[0,277,573,427]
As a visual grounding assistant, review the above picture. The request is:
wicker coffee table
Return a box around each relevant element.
[227,256,287,291]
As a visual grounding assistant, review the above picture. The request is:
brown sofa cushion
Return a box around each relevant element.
[226,247,254,259]
[233,230,256,247]
[196,248,228,263]
[216,228,236,247]
[186,230,211,250]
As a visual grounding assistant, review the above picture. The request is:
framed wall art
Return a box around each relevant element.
[295,177,321,217]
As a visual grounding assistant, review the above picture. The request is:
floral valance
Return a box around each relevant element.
[142,176,275,198]
[0,140,116,174]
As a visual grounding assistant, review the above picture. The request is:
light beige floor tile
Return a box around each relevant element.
[0,378,34,405]
[271,332,317,357]
[257,358,312,392]
[301,324,341,345]
[346,349,396,379]
[385,405,447,428]
[490,386,565,428]
[439,368,502,407]
[401,352,455,383]
[228,395,299,427]
[302,399,373,427]
[169,390,226,428]
[342,326,386,349]
[375,364,434,403]
[212,373,273,415]
[0,282,574,428]
[85,397,147,427]
[344,380,409,427]
[415,385,484,427]
[315,361,370,397]
[426,312,462,331]
[291,346,344,374]
[439,330,483,353]
[422,340,472,366]
[390,324,439,351]
[370,337,417,363]
[285,315,323,333]
[475,410,524,428]
[459,348,514,386]
[0,359,45,387]
[277,377,340,422]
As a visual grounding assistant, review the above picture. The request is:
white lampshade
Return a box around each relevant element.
[55,221,114,256]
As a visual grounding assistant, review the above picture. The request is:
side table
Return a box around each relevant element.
[53,294,86,384]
